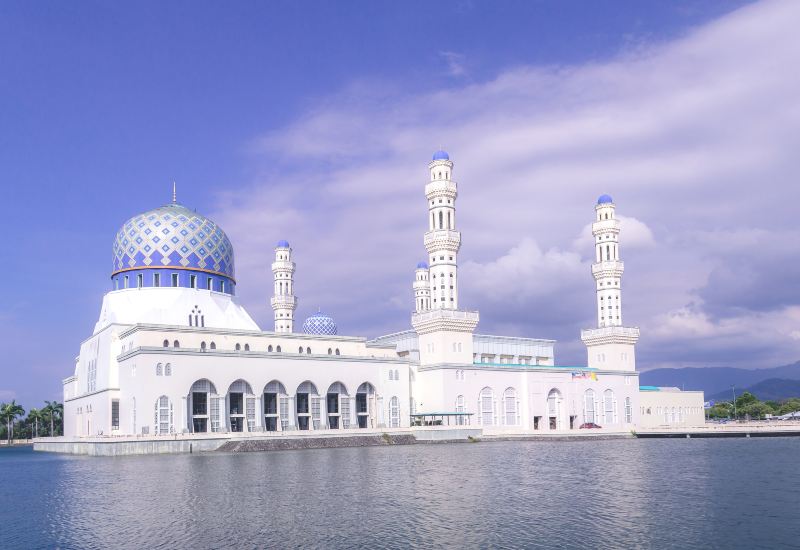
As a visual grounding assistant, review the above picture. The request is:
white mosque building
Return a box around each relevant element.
[61,151,703,439]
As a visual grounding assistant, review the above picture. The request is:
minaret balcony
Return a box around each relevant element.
[581,326,639,345]
[425,180,458,198]
[411,308,479,335]
[591,260,624,278]
[270,295,297,309]
[591,219,620,233]
[271,261,296,271]
[424,229,461,252]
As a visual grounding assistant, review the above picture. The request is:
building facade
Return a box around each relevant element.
[62,151,701,438]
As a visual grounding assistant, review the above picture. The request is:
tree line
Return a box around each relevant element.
[0,400,63,442]
[706,392,800,420]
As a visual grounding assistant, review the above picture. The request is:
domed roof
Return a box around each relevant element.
[276,240,290,248]
[432,150,450,161]
[597,194,614,205]
[112,202,235,279]
[416,261,429,269]
[302,310,338,336]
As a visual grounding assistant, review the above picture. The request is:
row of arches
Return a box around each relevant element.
[185,378,396,433]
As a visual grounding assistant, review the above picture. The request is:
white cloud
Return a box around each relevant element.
[217,0,800,369]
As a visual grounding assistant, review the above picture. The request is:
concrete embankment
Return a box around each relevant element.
[636,423,800,438]
[218,433,417,452]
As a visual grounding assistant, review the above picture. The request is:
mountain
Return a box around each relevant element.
[708,378,800,402]
[639,361,800,397]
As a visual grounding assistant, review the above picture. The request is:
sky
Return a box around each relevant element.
[3,0,799,408]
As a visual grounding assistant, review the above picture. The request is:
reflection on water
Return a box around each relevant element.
[2,438,799,549]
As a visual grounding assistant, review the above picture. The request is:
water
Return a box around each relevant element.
[2,438,799,549]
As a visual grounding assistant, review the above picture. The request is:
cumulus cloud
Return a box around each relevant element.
[215,0,800,370]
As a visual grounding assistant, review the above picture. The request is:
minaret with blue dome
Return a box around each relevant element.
[413,261,431,312]
[271,240,297,332]
[111,193,236,294]
[581,194,639,371]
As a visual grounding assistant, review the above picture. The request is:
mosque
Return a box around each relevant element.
[61,151,704,439]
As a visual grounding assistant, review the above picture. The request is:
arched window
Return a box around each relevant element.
[455,395,465,425]
[479,387,494,426]
[299,346,304,354]
[165,363,172,376]
[268,345,273,352]
[156,363,163,376]
[624,397,632,423]
[210,342,216,350]
[389,396,400,428]
[306,347,311,354]
[154,395,173,435]
[173,340,180,348]
[244,344,250,351]
[504,388,518,426]
[201,341,207,351]
[604,389,616,425]
[439,211,443,229]
[328,348,332,355]
[547,389,562,429]
[276,345,281,352]
[235,343,241,351]
[163,340,169,348]
[335,348,340,355]
[389,370,394,381]
[584,389,596,424]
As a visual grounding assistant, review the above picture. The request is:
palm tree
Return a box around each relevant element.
[27,408,43,439]
[43,401,63,436]
[0,401,25,443]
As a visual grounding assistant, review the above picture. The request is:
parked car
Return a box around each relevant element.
[579,422,602,429]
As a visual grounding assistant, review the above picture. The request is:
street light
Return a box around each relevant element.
[731,385,737,421]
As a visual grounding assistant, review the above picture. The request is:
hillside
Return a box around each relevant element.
[708,378,800,402]
[638,361,800,397]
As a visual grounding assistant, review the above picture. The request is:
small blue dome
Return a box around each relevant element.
[302,311,337,336]
[276,240,290,248]
[597,194,613,205]
[416,261,429,269]
[432,150,449,161]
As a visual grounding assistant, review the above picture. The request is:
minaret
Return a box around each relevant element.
[581,195,639,371]
[413,261,431,313]
[270,240,297,333]
[412,150,478,366]
[424,150,460,309]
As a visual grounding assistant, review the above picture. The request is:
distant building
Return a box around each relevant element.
[62,151,702,438]
[638,387,706,428]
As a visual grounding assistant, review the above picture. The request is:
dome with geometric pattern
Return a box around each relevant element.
[302,310,338,336]
[111,201,236,294]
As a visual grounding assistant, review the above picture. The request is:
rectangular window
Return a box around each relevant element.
[137,274,143,288]
[220,280,225,293]
[206,277,212,290]
[111,400,120,430]
[114,279,119,290]
[171,273,178,287]
[190,274,197,288]
[124,275,129,288]
[153,273,160,287]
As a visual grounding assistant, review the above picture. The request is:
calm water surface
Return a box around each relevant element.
[2,438,799,549]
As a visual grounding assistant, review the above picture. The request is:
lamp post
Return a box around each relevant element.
[731,385,737,421]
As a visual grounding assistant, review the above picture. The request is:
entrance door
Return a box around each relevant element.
[229,392,244,432]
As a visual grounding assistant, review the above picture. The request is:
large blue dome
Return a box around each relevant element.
[432,150,449,161]
[597,194,613,205]
[111,202,236,294]
[302,311,338,336]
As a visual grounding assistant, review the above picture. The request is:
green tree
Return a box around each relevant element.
[27,408,44,439]
[778,398,800,415]
[42,401,63,436]
[0,401,25,443]
[740,401,774,420]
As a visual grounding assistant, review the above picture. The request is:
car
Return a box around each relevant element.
[579,422,602,429]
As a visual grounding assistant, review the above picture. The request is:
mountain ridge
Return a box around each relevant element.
[638,361,800,397]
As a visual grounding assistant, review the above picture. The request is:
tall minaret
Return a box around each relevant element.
[424,150,461,309]
[413,261,431,313]
[581,195,639,371]
[412,150,478,367]
[270,240,297,333]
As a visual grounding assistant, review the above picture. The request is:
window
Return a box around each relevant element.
[455,395,465,425]
[173,340,180,348]
[389,370,394,381]
[154,395,173,435]
[584,390,596,424]
[201,341,207,351]
[111,400,120,430]
[299,346,303,354]
[220,280,225,293]
[210,342,216,350]
[479,387,494,426]
[171,273,179,287]
[276,345,281,352]
[624,397,632,423]
[124,275,129,288]
[389,396,400,428]
[206,277,212,290]
[235,343,241,351]
[268,345,273,352]
[328,348,332,355]
[306,347,311,354]
[244,344,250,351]
[165,363,172,376]
[137,274,143,288]
[190,275,197,288]
[504,388,518,426]
[154,273,160,287]
[604,389,616,425]
[156,363,163,376]
[163,339,169,348]
[335,348,340,355]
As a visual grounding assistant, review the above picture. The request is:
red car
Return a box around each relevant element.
[579,422,602,429]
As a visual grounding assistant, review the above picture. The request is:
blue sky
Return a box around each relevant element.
[6,0,800,408]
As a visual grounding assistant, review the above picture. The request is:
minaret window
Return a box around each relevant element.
[439,211,443,229]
